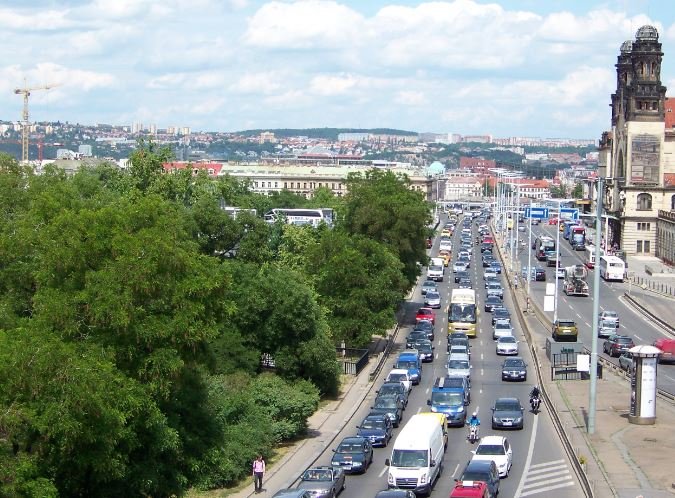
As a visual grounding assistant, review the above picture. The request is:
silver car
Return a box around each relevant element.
[424,291,442,309]
[447,353,471,384]
[453,261,469,273]
[296,466,345,497]
[496,336,519,355]
[493,319,514,340]
[486,282,504,300]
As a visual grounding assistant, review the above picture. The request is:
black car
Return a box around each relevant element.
[357,414,393,447]
[484,275,499,289]
[413,320,434,341]
[411,339,434,363]
[449,331,469,342]
[492,307,511,325]
[377,382,409,408]
[459,460,500,498]
[480,243,493,253]
[484,295,502,312]
[534,267,546,281]
[406,331,427,348]
[492,397,524,430]
[331,436,373,474]
[370,394,404,427]
[455,270,470,283]
[458,277,473,289]
[501,357,527,381]
[482,255,495,267]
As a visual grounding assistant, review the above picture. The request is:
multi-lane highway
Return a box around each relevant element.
[509,222,675,394]
[292,214,584,498]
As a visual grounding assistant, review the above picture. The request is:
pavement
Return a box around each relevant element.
[224,234,675,498]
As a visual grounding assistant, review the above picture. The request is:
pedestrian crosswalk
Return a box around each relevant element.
[519,459,575,497]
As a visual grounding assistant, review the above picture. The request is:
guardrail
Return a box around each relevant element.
[622,292,675,336]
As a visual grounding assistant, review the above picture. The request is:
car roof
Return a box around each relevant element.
[478,435,506,445]
[465,459,496,471]
[495,396,520,403]
[339,436,365,444]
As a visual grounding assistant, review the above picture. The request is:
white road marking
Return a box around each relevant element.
[481,369,484,376]
[529,459,565,468]
[521,479,575,496]
[514,406,539,498]
[526,466,569,478]
[378,466,387,477]
[425,387,430,394]
[585,322,591,327]
[450,463,460,478]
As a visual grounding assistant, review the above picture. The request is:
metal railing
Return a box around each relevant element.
[336,348,369,375]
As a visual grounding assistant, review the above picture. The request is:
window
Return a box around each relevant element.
[637,240,643,253]
[637,222,651,231]
[671,194,675,210]
[636,193,652,211]
[645,240,651,253]
[284,182,287,189]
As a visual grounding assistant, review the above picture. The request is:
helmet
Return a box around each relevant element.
[472,412,477,417]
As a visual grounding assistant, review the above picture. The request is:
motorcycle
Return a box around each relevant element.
[530,395,541,414]
[467,424,479,443]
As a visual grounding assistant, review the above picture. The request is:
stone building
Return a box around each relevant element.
[593,25,675,256]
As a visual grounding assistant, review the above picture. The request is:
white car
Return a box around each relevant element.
[556,267,565,279]
[453,261,469,273]
[458,250,472,260]
[447,353,471,384]
[599,310,620,328]
[449,344,470,358]
[472,435,513,477]
[493,319,514,340]
[496,336,519,355]
[386,369,412,393]
[440,240,453,252]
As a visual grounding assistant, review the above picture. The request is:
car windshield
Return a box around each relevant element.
[431,392,463,405]
[423,281,436,288]
[388,373,406,382]
[603,312,618,318]
[615,337,633,344]
[375,398,397,408]
[476,444,505,456]
[414,322,432,331]
[430,265,443,272]
[495,400,520,411]
[361,418,386,430]
[462,469,491,481]
[396,361,417,370]
[558,321,575,327]
[379,385,400,395]
[302,469,332,481]
[337,442,363,453]
[499,336,517,344]
[426,292,440,299]
[416,343,432,352]
[487,296,501,303]
[448,360,469,369]
[450,304,476,322]
[600,320,615,328]
[504,359,524,367]
[390,449,428,468]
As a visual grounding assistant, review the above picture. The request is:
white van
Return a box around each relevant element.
[427,258,445,282]
[385,414,445,496]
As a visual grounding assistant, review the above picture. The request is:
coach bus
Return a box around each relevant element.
[448,288,477,337]
[599,255,626,281]
[585,245,603,269]
[264,208,334,227]
[534,236,556,261]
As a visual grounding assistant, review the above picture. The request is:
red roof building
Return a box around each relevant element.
[163,162,224,177]
[459,157,496,173]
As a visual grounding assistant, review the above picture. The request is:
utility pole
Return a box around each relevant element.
[589,177,604,434]
[527,199,533,310]
[13,79,59,163]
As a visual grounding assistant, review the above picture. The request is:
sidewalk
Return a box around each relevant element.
[499,228,675,497]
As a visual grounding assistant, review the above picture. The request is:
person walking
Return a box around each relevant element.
[253,455,266,493]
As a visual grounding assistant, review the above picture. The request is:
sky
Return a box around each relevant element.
[1,0,675,138]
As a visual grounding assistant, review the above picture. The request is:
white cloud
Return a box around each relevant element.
[309,74,358,96]
[230,72,283,95]
[244,0,365,49]
[0,6,74,30]
[395,90,427,106]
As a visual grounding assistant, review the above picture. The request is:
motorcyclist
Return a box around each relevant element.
[468,412,480,440]
[530,386,540,400]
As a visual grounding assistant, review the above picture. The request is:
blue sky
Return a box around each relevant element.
[1,0,674,139]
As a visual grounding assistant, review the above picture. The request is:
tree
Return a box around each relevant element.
[549,184,568,198]
[127,139,174,192]
[343,169,431,286]
[572,182,583,199]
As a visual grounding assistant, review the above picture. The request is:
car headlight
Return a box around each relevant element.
[420,472,427,484]
[388,473,394,484]
[514,417,522,422]
[430,406,438,412]
[520,370,526,374]
[352,461,362,466]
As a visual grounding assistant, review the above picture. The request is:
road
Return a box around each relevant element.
[510,222,675,394]
[297,214,584,498]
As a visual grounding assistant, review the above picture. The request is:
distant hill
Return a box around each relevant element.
[235,127,418,140]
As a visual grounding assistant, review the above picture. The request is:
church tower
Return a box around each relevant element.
[626,25,666,123]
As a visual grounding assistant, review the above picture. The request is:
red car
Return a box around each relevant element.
[426,237,433,249]
[548,217,559,225]
[654,338,675,363]
[416,307,435,325]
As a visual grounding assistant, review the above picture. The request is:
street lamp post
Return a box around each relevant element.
[527,199,533,310]
[589,178,605,435]
[553,199,562,323]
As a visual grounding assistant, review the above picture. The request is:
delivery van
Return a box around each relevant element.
[385,414,445,496]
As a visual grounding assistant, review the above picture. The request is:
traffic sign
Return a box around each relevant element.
[560,207,579,220]
[525,207,549,219]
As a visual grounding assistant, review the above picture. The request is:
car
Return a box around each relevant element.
[482,255,495,267]
[491,397,524,430]
[440,240,453,252]
[458,255,471,268]
[453,260,469,273]
[331,436,374,474]
[496,335,519,355]
[370,394,404,427]
[603,334,635,357]
[618,352,634,372]
[598,319,617,338]
[518,225,526,232]
[395,352,422,385]
[439,250,452,266]
[486,282,504,300]
[421,279,437,295]
[481,243,494,253]
[426,237,433,249]
[493,319,514,340]
[415,307,435,325]
[272,490,312,498]
[484,275,499,289]
[484,295,502,312]
[501,357,527,381]
[374,491,416,498]
[424,291,442,309]
[377,382,409,408]
[296,466,345,498]
[448,344,470,358]
[449,331,469,342]
[455,270,470,283]
[545,250,557,267]
[458,459,500,498]
[447,354,471,384]
[489,261,502,274]
[458,278,473,289]
[459,250,472,260]
[406,330,428,349]
[654,338,675,363]
[385,369,412,393]
[534,267,546,281]
[472,435,513,477]
[492,307,511,325]
[483,268,498,280]
[449,337,471,356]
[548,217,559,225]
[556,266,566,279]
[599,310,620,328]
[413,319,435,341]
[552,319,578,342]
[411,339,434,362]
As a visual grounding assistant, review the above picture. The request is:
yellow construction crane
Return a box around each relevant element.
[14,79,59,163]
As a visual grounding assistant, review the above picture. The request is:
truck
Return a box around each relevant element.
[569,226,586,250]
[563,264,589,297]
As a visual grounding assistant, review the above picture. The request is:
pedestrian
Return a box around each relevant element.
[513,275,519,289]
[253,455,265,493]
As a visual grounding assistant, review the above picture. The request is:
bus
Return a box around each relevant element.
[448,288,477,337]
[585,245,603,269]
[263,208,334,227]
[534,236,555,261]
[599,255,626,281]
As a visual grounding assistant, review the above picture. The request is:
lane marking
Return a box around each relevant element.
[529,459,565,468]
[450,463,460,478]
[514,405,539,498]
[521,479,575,495]
[526,466,569,478]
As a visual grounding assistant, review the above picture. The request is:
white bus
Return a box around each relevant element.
[585,245,604,269]
[599,255,625,281]
[263,208,334,227]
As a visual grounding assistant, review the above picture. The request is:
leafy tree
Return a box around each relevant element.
[343,169,431,285]
[306,230,406,347]
[572,182,583,199]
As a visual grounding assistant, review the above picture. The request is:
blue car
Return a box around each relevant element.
[357,414,393,447]
[490,261,502,274]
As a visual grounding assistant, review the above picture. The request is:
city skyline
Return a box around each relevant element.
[1,0,674,138]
